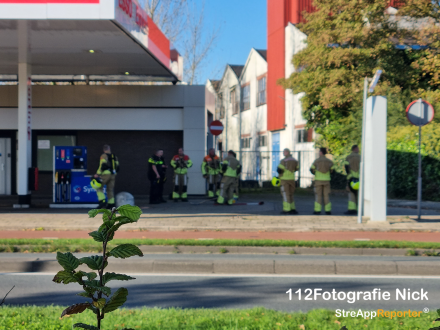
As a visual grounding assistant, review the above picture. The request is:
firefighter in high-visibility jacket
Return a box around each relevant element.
[310,148,335,215]
[202,148,221,198]
[216,150,241,205]
[170,148,193,202]
[277,148,299,215]
[344,145,361,215]
[94,144,119,209]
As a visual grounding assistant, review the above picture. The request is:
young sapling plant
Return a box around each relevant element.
[53,205,143,330]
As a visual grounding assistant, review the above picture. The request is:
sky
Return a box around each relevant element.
[191,0,267,84]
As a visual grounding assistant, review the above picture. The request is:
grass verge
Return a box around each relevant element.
[1,238,440,253]
[0,306,435,330]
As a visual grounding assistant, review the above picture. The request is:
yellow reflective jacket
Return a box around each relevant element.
[97,153,119,175]
[202,155,220,175]
[221,155,241,178]
[310,155,334,181]
[171,154,193,174]
[278,156,299,181]
[344,152,361,179]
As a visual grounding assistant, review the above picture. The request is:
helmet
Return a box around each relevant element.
[116,192,135,207]
[349,178,360,192]
[90,176,103,189]
[271,177,281,187]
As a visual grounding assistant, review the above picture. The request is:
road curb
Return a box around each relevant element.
[1,258,439,276]
[139,245,431,256]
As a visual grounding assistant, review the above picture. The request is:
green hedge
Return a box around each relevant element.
[387,124,440,201]
[323,124,440,200]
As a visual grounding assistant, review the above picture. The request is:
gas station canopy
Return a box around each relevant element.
[0,0,181,81]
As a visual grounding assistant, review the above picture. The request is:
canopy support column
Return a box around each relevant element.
[17,21,32,206]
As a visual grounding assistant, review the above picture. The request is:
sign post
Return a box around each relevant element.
[406,99,435,220]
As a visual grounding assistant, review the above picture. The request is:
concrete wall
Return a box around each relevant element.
[0,84,206,195]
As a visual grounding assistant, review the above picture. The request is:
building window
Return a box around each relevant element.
[241,84,250,111]
[231,88,239,115]
[217,92,225,119]
[241,137,252,149]
[37,135,76,171]
[297,129,309,143]
[257,76,266,106]
[258,135,267,147]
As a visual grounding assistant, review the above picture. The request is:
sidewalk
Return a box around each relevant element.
[1,230,440,242]
[0,194,440,233]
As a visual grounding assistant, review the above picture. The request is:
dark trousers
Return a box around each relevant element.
[149,178,164,203]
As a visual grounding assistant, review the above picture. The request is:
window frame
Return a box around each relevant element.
[217,92,225,119]
[241,83,250,111]
[258,135,267,147]
[33,131,77,172]
[230,87,239,115]
[297,129,309,143]
[257,75,267,106]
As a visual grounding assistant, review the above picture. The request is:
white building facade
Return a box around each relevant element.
[207,37,316,187]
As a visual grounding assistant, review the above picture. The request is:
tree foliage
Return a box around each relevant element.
[54,205,143,330]
[279,0,437,156]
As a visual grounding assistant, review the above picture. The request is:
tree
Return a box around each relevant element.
[144,0,220,84]
[279,0,430,156]
[182,0,220,85]
[143,0,188,45]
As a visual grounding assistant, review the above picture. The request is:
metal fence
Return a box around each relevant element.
[233,150,317,188]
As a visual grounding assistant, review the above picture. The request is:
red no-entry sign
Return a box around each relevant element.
[406,99,435,127]
[209,120,224,136]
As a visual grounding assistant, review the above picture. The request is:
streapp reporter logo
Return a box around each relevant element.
[335,309,426,320]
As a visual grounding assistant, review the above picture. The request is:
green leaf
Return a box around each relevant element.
[87,304,99,315]
[86,272,97,281]
[437,308,440,317]
[108,244,143,259]
[116,205,142,221]
[79,255,108,271]
[88,231,106,242]
[83,280,111,296]
[61,303,90,318]
[102,287,128,314]
[73,323,99,330]
[102,272,135,284]
[52,270,78,284]
[91,225,116,242]
[56,252,80,272]
[93,298,106,309]
[77,291,92,298]
[73,271,87,283]
[88,209,110,218]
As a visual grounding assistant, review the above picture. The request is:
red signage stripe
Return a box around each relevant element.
[0,0,99,3]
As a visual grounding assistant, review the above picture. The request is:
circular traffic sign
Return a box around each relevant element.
[406,99,435,126]
[209,120,224,136]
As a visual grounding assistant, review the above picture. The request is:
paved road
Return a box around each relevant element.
[1,273,440,312]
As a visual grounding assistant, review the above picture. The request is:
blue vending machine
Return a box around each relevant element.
[53,146,105,204]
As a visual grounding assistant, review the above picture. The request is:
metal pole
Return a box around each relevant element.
[298,151,301,188]
[417,98,423,220]
[357,77,368,224]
